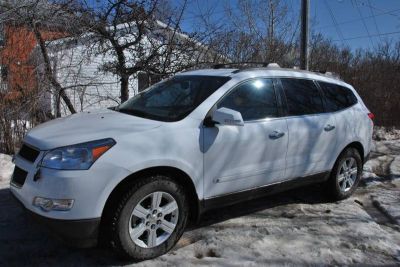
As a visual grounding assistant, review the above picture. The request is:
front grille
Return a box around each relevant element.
[18,144,40,162]
[11,166,28,188]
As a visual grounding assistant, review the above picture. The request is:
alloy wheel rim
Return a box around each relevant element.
[128,191,179,248]
[337,157,358,192]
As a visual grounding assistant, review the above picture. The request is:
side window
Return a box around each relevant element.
[318,82,358,112]
[217,78,278,121]
[280,78,324,116]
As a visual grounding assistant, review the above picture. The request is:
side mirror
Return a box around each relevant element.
[211,107,244,126]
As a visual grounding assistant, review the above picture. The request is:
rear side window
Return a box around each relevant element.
[318,82,358,112]
[280,78,324,116]
[217,78,278,121]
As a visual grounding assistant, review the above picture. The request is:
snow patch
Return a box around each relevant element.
[390,155,400,177]
[362,139,400,184]
[136,200,400,266]
[0,154,14,189]
[371,181,400,225]
[373,126,400,141]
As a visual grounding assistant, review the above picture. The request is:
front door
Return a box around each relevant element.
[203,78,288,198]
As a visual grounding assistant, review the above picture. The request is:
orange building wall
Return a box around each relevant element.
[0,24,67,100]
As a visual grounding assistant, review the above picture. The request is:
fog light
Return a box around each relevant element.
[33,197,74,211]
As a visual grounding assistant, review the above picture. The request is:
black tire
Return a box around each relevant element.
[327,147,363,201]
[108,175,189,261]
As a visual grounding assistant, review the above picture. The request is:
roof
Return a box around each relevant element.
[45,19,220,58]
[177,68,238,77]
[178,66,349,87]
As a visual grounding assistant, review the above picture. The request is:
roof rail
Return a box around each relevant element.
[212,62,276,69]
[311,69,341,79]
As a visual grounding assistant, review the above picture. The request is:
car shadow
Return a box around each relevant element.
[0,183,330,266]
[192,182,330,229]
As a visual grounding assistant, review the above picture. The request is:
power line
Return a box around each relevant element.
[355,0,400,18]
[180,0,400,33]
[332,30,400,42]
[352,0,374,45]
[324,0,348,46]
[367,0,383,42]
[314,7,400,30]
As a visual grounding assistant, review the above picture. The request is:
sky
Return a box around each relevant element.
[82,0,400,51]
[170,0,400,51]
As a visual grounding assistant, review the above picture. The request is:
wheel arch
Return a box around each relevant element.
[100,166,201,232]
[340,141,365,163]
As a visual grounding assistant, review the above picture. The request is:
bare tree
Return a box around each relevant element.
[0,0,80,115]
[202,0,298,64]
[75,0,205,102]
[0,0,85,152]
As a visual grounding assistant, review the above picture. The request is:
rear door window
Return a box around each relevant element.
[280,78,324,116]
[318,82,358,112]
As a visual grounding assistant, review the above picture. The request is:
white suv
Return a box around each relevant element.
[10,66,373,260]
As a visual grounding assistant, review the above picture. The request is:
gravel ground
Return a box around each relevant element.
[1,138,400,266]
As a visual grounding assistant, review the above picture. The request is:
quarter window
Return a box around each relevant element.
[217,78,278,121]
[280,78,324,116]
[318,82,358,112]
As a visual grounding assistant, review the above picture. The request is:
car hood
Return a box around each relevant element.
[24,109,162,150]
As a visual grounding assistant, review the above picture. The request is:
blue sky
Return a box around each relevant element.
[83,0,400,50]
[171,0,400,50]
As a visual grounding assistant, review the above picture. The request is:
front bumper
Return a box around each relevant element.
[9,142,132,247]
[12,193,100,248]
[10,151,131,220]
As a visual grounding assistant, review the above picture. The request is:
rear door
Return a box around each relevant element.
[203,78,288,198]
[318,81,360,162]
[278,78,337,179]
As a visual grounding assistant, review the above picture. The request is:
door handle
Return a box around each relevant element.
[269,131,285,139]
[324,124,335,131]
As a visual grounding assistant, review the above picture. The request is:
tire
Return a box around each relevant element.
[327,147,363,201]
[108,175,189,260]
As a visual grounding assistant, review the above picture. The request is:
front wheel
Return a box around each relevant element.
[327,148,363,201]
[108,175,189,260]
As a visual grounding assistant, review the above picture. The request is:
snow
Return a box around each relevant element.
[371,182,400,225]
[0,127,400,265]
[0,153,13,189]
[373,126,400,141]
[140,194,400,266]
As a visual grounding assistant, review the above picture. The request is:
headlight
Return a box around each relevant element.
[40,138,115,170]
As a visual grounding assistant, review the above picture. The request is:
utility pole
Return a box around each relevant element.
[300,0,309,70]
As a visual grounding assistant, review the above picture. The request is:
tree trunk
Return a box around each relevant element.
[120,75,129,102]
[55,91,61,118]
[32,24,76,114]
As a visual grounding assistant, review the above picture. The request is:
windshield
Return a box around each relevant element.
[117,75,231,122]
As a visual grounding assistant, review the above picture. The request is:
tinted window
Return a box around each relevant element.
[319,82,358,112]
[281,78,324,116]
[118,75,230,122]
[217,78,278,121]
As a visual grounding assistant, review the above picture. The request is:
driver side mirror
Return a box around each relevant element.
[210,107,244,126]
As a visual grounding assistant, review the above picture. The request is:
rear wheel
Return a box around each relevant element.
[108,175,189,260]
[327,148,363,200]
